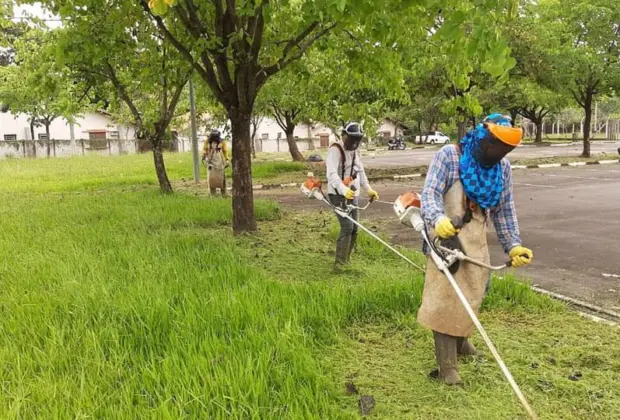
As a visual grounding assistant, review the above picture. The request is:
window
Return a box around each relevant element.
[38,133,48,140]
[108,130,119,139]
[261,133,269,140]
[382,131,391,139]
[88,131,108,149]
[277,133,282,139]
[319,135,329,148]
[3,134,17,141]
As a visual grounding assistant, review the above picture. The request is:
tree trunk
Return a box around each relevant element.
[44,123,53,157]
[509,108,519,124]
[582,89,593,158]
[306,124,315,151]
[151,136,173,193]
[286,129,304,161]
[250,118,258,159]
[29,119,35,141]
[229,109,256,233]
[457,121,466,140]
[535,119,543,144]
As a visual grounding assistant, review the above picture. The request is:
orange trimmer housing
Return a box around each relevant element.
[302,177,322,191]
[398,191,422,209]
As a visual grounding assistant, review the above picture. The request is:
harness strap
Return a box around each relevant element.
[330,143,356,192]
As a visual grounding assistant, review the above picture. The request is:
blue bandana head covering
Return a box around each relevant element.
[459,114,512,209]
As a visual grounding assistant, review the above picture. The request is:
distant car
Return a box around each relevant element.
[416,131,451,145]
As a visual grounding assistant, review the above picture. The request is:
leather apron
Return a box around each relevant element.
[207,150,226,190]
[417,180,490,337]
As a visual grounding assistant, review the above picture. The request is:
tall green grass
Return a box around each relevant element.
[1,156,619,418]
[0,152,307,193]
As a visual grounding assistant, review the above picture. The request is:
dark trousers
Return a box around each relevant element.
[329,194,358,265]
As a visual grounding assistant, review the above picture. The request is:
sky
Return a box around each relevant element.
[13,3,62,29]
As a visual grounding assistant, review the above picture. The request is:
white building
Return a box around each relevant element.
[377,118,407,140]
[1,109,407,159]
[250,118,406,153]
[0,110,139,158]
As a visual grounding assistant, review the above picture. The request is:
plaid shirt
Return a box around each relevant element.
[421,145,522,253]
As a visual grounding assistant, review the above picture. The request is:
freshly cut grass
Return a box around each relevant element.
[2,156,619,418]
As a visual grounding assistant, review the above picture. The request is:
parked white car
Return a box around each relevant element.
[416,131,451,145]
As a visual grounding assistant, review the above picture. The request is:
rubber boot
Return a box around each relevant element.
[333,238,351,273]
[346,232,357,263]
[431,331,462,385]
[221,178,227,198]
[457,337,477,358]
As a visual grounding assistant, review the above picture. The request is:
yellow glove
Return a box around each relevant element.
[509,246,533,268]
[435,217,458,239]
[367,188,379,202]
[344,188,356,200]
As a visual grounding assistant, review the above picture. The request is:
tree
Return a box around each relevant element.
[47,2,192,192]
[130,0,520,233]
[259,62,308,161]
[0,29,82,156]
[538,0,620,156]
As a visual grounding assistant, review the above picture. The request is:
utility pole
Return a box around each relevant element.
[189,77,200,183]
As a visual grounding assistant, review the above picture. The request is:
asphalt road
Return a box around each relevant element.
[266,164,620,311]
[363,141,620,168]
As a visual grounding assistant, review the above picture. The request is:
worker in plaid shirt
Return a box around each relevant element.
[417,114,533,386]
[421,138,522,254]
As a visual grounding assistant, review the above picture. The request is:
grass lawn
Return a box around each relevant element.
[1,155,619,418]
[0,152,307,193]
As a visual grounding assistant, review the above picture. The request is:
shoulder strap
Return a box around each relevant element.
[330,143,346,180]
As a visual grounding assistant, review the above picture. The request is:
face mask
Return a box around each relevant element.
[344,134,362,151]
[473,129,516,168]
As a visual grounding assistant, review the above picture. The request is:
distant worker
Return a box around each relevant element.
[326,122,379,271]
[202,129,229,166]
[202,129,229,196]
[419,113,533,385]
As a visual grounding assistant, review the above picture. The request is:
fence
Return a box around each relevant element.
[0,137,193,159]
[254,137,321,154]
[522,119,620,141]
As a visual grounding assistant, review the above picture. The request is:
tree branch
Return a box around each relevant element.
[165,73,191,125]
[139,0,228,106]
[271,102,287,131]
[104,62,142,125]
[249,4,265,61]
[257,21,337,86]
[570,88,585,108]
[182,0,209,39]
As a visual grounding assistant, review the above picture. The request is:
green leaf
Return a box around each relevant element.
[336,0,347,13]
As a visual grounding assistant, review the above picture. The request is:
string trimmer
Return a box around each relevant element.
[300,175,424,272]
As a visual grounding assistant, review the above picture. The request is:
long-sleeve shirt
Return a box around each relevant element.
[325,141,370,197]
[202,140,229,161]
[421,145,522,253]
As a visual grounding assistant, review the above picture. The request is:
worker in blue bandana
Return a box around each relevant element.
[418,114,534,385]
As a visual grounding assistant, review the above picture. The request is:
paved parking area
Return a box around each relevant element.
[266,164,620,310]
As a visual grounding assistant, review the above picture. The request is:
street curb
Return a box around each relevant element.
[252,159,620,190]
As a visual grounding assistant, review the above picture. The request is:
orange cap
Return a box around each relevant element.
[487,123,523,147]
